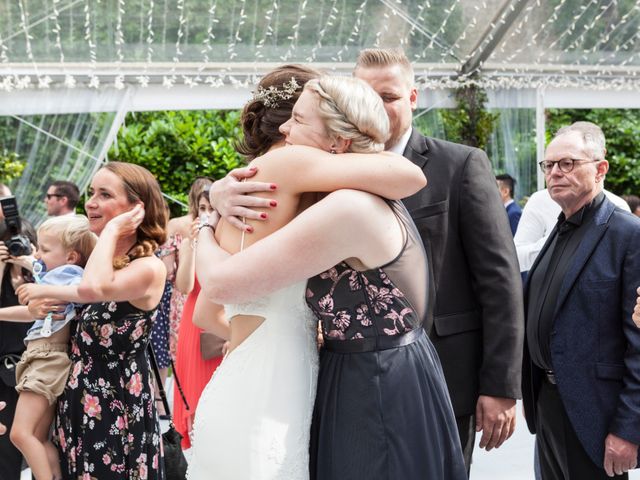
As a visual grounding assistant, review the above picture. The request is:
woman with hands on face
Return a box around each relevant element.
[18,162,168,480]
[172,182,225,450]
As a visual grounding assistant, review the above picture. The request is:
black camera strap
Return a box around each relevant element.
[146,343,190,421]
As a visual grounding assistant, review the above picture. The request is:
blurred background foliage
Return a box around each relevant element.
[3,105,638,220]
[108,110,245,216]
[0,150,25,184]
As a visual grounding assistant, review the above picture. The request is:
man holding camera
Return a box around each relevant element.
[0,189,37,479]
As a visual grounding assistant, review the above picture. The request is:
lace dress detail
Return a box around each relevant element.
[162,233,186,360]
[224,296,272,319]
[188,281,319,480]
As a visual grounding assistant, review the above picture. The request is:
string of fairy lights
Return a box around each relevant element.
[0,0,639,93]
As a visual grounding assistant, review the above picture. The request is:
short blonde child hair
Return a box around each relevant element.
[38,215,97,267]
[304,76,389,153]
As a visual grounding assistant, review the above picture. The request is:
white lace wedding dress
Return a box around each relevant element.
[187,280,319,480]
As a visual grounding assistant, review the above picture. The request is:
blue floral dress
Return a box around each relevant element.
[55,301,164,480]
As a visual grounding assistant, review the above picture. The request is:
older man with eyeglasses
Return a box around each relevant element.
[522,121,640,479]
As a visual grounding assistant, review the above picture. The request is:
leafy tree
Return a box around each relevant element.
[439,84,499,151]
[0,150,25,184]
[109,109,245,215]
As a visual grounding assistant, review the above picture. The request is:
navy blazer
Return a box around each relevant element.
[522,197,640,468]
[506,201,522,236]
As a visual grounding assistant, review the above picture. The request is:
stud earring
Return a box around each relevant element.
[330,149,336,154]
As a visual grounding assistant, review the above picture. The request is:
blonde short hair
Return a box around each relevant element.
[38,215,97,267]
[305,76,389,153]
[355,48,414,87]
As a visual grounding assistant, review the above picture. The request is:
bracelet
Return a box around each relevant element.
[197,221,215,234]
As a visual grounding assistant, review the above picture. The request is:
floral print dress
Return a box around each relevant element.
[55,301,164,480]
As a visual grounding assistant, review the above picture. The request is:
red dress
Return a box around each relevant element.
[173,277,223,449]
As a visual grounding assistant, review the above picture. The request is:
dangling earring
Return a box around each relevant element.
[330,149,336,154]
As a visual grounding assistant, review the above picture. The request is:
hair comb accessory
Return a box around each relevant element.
[252,77,301,108]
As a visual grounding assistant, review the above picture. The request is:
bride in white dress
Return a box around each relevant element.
[188,281,318,478]
[186,68,426,479]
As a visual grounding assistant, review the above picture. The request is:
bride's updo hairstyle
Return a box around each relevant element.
[304,76,389,154]
[236,64,322,159]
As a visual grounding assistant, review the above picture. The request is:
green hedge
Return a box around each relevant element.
[107,107,640,217]
[108,110,245,215]
[0,150,25,184]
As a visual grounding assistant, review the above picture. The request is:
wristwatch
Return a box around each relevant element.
[197,211,220,234]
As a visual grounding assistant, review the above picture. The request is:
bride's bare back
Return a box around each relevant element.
[214,160,311,352]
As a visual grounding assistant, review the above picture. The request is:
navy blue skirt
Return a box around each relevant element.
[310,330,467,480]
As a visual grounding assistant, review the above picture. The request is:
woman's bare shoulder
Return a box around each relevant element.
[127,255,167,283]
[324,189,387,209]
[167,215,191,236]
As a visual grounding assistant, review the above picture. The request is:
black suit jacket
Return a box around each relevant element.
[402,129,525,416]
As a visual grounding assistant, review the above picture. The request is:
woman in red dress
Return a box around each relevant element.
[173,182,223,449]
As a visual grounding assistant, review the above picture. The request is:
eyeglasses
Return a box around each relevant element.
[538,158,600,174]
[45,193,63,200]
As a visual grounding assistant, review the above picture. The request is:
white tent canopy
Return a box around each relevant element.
[1,0,639,93]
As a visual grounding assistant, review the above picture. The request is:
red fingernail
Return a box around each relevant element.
[260,213,268,219]
[270,200,277,207]
[246,226,254,233]
[270,184,277,190]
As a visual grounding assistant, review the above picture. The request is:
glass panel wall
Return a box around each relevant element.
[0,112,116,224]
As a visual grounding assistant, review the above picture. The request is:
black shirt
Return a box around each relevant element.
[526,192,605,371]
[0,266,32,358]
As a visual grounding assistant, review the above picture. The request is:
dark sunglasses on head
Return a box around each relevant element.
[45,193,63,199]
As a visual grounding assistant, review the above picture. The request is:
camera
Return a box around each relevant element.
[0,196,33,257]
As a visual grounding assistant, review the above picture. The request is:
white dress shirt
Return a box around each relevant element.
[388,127,413,155]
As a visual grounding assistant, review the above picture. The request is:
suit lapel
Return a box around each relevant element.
[402,128,429,170]
[552,199,616,316]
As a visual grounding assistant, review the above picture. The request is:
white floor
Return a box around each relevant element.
[22,397,639,480]
[471,401,640,480]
